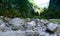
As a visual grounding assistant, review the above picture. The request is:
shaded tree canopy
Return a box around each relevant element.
[40,0,60,19]
[48,0,60,11]
[0,0,36,18]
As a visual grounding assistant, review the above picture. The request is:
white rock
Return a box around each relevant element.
[47,23,58,31]
[39,31,46,36]
[27,21,36,27]
[40,19,45,23]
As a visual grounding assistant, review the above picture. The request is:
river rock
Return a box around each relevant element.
[25,30,34,36]
[47,23,58,31]
[27,21,36,27]
[11,18,25,30]
[39,31,46,36]
[27,21,36,30]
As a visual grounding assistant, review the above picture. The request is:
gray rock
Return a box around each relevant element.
[57,34,60,36]
[40,19,49,26]
[50,34,54,36]
[27,21,36,27]
[11,18,25,26]
[0,31,26,36]
[0,17,60,36]
[11,18,25,30]
[27,21,36,30]
[45,33,50,36]
[47,23,58,31]
[53,34,57,36]
[17,30,26,36]
[39,31,46,36]
[50,34,57,36]
[2,31,18,36]
[33,31,39,36]
[25,30,34,36]
[0,22,5,31]
[33,26,42,32]
[3,26,12,32]
[55,25,60,35]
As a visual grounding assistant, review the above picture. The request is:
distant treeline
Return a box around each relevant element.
[0,0,60,19]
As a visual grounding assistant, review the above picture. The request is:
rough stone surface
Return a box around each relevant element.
[47,23,58,31]
[11,18,25,30]
[0,17,59,36]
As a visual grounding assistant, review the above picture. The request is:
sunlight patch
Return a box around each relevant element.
[28,0,50,15]
[33,0,50,8]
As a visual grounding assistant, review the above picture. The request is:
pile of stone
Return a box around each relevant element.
[0,16,60,36]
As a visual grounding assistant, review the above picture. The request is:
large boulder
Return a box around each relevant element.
[47,23,58,31]
[11,18,25,30]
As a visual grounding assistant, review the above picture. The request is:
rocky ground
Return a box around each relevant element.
[0,16,60,36]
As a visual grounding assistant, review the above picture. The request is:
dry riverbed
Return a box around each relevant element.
[0,16,60,36]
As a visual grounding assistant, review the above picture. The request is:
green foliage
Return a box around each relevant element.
[1,0,60,19]
[0,9,21,18]
[0,0,36,18]
[40,0,60,19]
[40,8,60,19]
